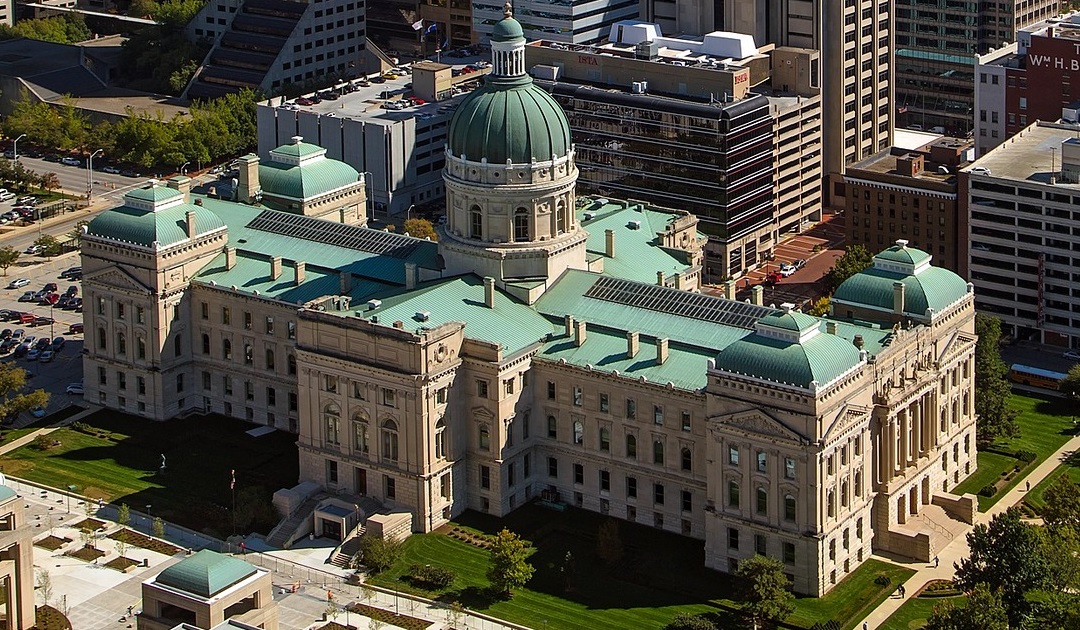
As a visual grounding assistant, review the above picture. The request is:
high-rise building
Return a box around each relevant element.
[472,0,640,44]
[724,0,892,184]
[893,0,1058,137]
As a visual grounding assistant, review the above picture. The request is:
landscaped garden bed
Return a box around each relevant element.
[64,545,105,562]
[345,602,430,630]
[35,605,73,630]
[107,528,182,556]
[72,518,106,532]
[34,535,71,551]
[104,556,140,572]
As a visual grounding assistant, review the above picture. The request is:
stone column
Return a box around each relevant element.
[899,409,909,470]
[912,400,922,459]
[887,417,897,480]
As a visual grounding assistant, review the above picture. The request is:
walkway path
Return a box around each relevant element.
[858,433,1080,628]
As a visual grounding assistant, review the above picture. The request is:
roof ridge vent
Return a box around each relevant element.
[291,135,303,144]
[781,302,795,313]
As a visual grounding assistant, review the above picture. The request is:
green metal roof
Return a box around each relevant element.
[579,201,693,284]
[832,266,969,318]
[0,484,15,503]
[269,141,324,159]
[355,275,557,354]
[156,550,257,598]
[715,326,864,389]
[126,186,183,203]
[259,158,360,200]
[447,75,571,164]
[492,15,524,42]
[538,328,714,390]
[86,202,226,248]
[874,242,932,266]
[758,311,819,333]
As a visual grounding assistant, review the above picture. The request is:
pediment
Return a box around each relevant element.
[85,267,152,294]
[711,409,806,445]
[471,406,495,421]
[823,403,871,444]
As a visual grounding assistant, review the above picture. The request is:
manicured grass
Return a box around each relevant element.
[951,393,1077,511]
[879,595,966,630]
[370,505,913,630]
[0,427,37,446]
[0,410,298,536]
[1027,454,1080,513]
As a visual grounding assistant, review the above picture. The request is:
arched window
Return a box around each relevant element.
[222,338,232,360]
[827,490,835,518]
[434,418,446,459]
[728,480,740,508]
[97,328,106,350]
[202,333,210,355]
[469,204,483,239]
[381,419,399,461]
[653,440,664,465]
[599,427,610,452]
[244,344,253,365]
[116,332,126,355]
[626,434,637,458]
[479,424,490,451]
[547,415,557,438]
[785,495,796,522]
[555,200,566,234]
[513,207,530,242]
[265,348,275,370]
[573,420,584,445]
[353,414,369,454]
[681,447,692,471]
[137,336,146,360]
[287,354,297,375]
[324,404,340,445]
[756,488,768,515]
[841,480,849,507]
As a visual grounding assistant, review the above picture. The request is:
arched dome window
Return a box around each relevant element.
[514,207,530,242]
[470,205,483,240]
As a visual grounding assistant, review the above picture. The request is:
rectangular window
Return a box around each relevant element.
[547,457,558,478]
[136,306,145,324]
[547,381,556,400]
[573,463,584,485]
[504,378,514,395]
[755,534,767,556]
[572,386,583,406]
[137,376,145,395]
[681,411,691,431]
[265,317,274,335]
[785,457,796,480]
[385,475,395,499]
[324,375,337,393]
[654,483,664,505]
[757,451,767,473]
[202,371,211,391]
[599,469,610,492]
[728,527,739,550]
[287,321,296,339]
[243,311,252,330]
[681,490,692,512]
[627,476,637,498]
[223,376,233,395]
[222,306,230,325]
[783,542,795,564]
[654,405,663,425]
[626,398,636,419]
[476,380,488,399]
[480,465,490,489]
[117,303,125,320]
[175,374,184,393]
[599,393,609,412]
[201,302,209,319]
[382,388,395,407]
[327,460,338,484]
[729,446,740,465]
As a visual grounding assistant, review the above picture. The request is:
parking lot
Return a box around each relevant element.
[0,249,85,425]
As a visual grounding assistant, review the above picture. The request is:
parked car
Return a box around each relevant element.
[0,339,16,354]
[37,293,59,306]
[39,349,54,362]
[60,267,81,279]
[42,283,57,293]
[7,278,29,289]
[779,264,797,277]
[25,347,40,360]
[792,259,807,270]
[51,336,65,349]
[0,329,10,339]
[34,337,50,350]
[15,196,36,206]
[0,192,14,202]
[29,407,45,418]
[295,97,314,106]
[12,328,24,339]
[13,342,30,358]
[102,165,121,174]
[66,383,83,395]
[1065,350,1080,361]
[24,244,41,255]
[65,285,78,296]
[17,292,35,302]
[33,317,53,327]
[0,310,12,321]
[68,323,84,334]
[120,170,140,178]
[60,157,81,166]
[57,295,71,308]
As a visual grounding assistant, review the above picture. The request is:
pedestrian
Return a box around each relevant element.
[127,605,133,617]
[898,584,905,598]
[934,555,939,568]
[1026,480,1031,492]
[863,623,869,630]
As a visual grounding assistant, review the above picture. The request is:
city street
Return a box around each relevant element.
[12,156,149,205]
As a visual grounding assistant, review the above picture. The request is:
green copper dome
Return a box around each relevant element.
[492,15,524,42]
[447,82,572,164]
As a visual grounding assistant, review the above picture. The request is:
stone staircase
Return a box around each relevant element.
[265,493,324,549]
[329,528,365,568]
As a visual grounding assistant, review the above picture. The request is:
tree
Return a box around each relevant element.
[825,244,873,292]
[486,528,535,597]
[359,534,403,573]
[663,613,717,630]
[33,234,62,259]
[925,583,1008,630]
[1042,474,1080,535]
[152,516,165,539]
[403,218,438,241]
[734,555,795,628]
[1061,364,1080,399]
[808,295,831,316]
[0,246,19,276]
[118,503,131,528]
[596,519,623,564]
[114,537,128,559]
[974,315,1019,446]
[35,568,52,607]
[0,362,49,424]
[955,507,1048,625]
[66,220,90,247]
[39,172,60,195]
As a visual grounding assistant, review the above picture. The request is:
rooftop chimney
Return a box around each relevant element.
[627,331,640,358]
[225,247,237,270]
[656,337,669,365]
[656,271,665,286]
[294,261,305,285]
[723,279,736,300]
[605,229,615,258]
[574,320,587,347]
[484,276,496,308]
[853,334,864,349]
[270,256,282,280]
[185,210,196,238]
[340,271,352,295]
[565,314,575,337]
[751,285,764,306]
[893,281,905,315]
[237,154,261,204]
[405,263,417,290]
[167,175,191,203]
[826,321,838,335]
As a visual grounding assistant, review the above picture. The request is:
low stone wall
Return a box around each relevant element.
[932,492,977,525]
[367,512,412,542]
[876,529,931,563]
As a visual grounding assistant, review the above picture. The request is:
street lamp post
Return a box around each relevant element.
[66,485,77,513]
[87,149,103,202]
[180,161,190,176]
[12,134,25,163]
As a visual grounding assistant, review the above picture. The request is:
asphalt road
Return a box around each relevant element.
[13,156,149,204]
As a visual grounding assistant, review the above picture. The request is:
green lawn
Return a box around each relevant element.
[370,505,913,630]
[0,427,37,447]
[951,393,1077,511]
[0,410,298,536]
[1027,451,1080,513]
[879,595,966,630]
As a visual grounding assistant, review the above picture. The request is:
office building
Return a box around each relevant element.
[472,0,640,44]
[975,13,1080,156]
[419,0,477,48]
[962,121,1080,348]
[723,0,892,184]
[893,0,1058,137]
[526,23,823,279]
[184,0,370,99]
[86,10,980,599]
[0,480,35,630]
[844,137,974,274]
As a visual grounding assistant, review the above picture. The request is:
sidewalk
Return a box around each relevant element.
[858,433,1080,628]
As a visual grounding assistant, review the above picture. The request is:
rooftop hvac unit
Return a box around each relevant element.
[631,81,648,94]
[367,299,382,310]
[634,40,658,60]
[628,220,641,230]
[415,310,431,322]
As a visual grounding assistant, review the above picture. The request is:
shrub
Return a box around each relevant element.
[979,484,998,497]
[406,563,455,589]
[664,613,717,630]
[874,574,892,587]
[30,435,55,450]
[71,421,92,433]
[359,535,402,573]
[1015,449,1037,462]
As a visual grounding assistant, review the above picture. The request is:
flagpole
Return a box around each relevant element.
[230,469,236,536]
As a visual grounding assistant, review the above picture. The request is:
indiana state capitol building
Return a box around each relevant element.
[80,9,978,597]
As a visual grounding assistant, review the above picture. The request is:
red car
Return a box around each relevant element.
[295,97,314,106]
[764,271,782,285]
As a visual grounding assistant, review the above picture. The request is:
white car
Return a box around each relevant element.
[24,245,41,255]
[65,383,84,395]
[1064,350,1080,361]
[61,157,82,166]
[779,264,797,277]
[7,278,29,289]
[39,349,54,363]
[102,165,121,174]
[0,192,14,202]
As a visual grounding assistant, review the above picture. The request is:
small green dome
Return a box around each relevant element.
[259,160,360,200]
[447,81,572,164]
[87,187,226,249]
[157,550,257,598]
[716,326,863,389]
[492,16,524,42]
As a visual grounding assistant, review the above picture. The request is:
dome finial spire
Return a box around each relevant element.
[503,1,512,17]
